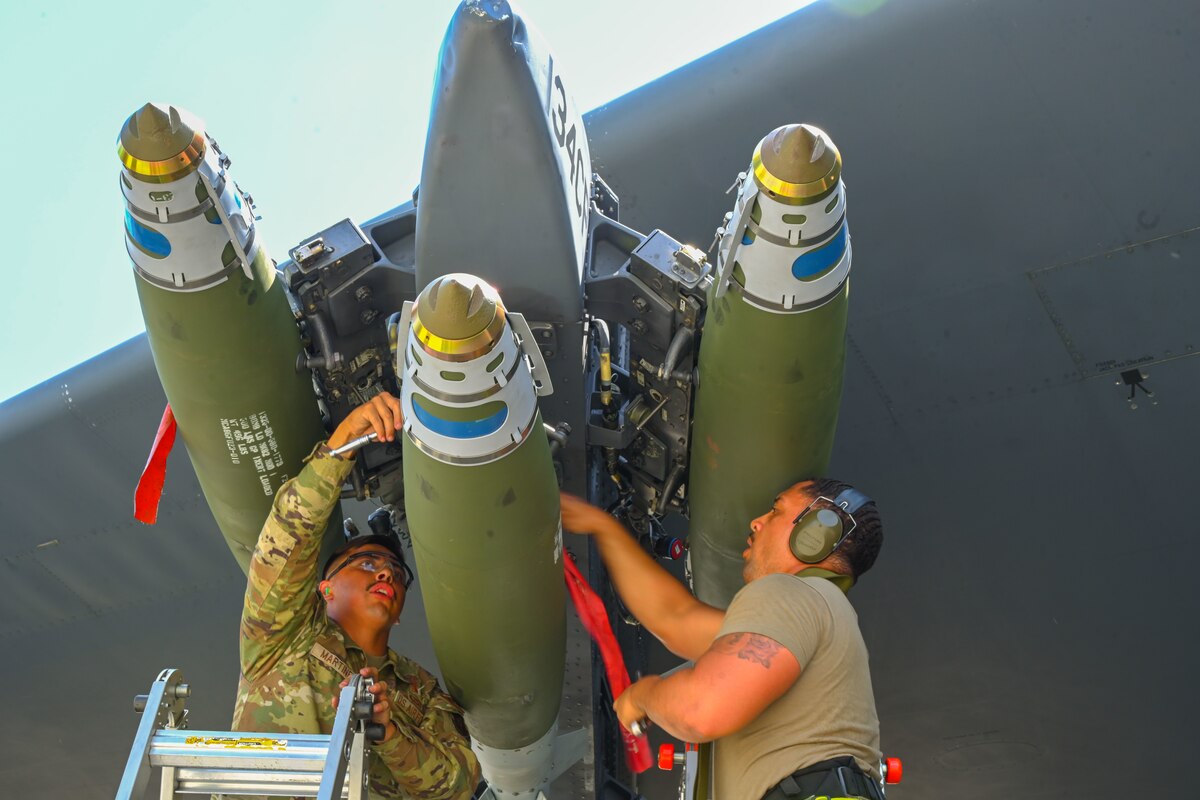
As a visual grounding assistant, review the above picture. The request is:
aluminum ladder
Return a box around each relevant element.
[115,668,382,799]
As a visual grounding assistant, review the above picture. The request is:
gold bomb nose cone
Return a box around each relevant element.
[420,275,499,340]
[413,274,507,358]
[122,103,193,161]
[753,123,842,202]
[118,102,206,183]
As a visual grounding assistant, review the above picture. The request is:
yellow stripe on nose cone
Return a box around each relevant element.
[412,275,509,362]
[751,123,842,204]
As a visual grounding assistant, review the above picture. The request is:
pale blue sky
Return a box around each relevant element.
[0,0,820,401]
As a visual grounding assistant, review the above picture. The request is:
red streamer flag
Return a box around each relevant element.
[563,550,653,773]
[134,404,177,524]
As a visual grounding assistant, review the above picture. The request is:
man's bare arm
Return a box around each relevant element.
[560,493,723,660]
[614,632,801,742]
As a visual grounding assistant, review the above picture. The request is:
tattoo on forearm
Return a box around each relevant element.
[713,633,783,668]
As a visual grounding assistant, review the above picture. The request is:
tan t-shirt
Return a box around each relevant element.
[713,572,881,800]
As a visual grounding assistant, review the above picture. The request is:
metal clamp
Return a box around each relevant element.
[508,312,555,396]
[197,162,256,281]
[713,183,759,298]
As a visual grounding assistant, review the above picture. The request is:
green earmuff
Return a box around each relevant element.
[789,487,873,564]
[789,507,844,563]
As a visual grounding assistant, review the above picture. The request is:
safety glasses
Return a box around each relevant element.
[326,551,414,589]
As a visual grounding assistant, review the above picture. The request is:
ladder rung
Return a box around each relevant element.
[172,768,349,798]
[150,729,332,771]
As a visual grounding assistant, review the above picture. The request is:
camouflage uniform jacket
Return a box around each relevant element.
[231,446,480,799]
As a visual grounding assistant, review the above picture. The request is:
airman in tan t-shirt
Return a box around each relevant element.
[559,477,886,800]
[715,573,881,799]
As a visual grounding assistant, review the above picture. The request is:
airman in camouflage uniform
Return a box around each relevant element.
[231,393,480,799]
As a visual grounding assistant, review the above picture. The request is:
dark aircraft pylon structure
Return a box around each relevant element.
[117,1,856,796]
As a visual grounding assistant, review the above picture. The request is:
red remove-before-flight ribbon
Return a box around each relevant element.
[134,404,177,524]
[563,550,653,773]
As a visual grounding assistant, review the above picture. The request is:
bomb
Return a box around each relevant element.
[688,124,853,607]
[398,274,575,798]
[118,103,337,570]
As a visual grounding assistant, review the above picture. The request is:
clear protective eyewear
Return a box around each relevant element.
[326,551,414,589]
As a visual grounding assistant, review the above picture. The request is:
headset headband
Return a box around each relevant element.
[833,487,871,516]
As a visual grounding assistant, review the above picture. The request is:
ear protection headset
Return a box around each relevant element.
[789,487,872,563]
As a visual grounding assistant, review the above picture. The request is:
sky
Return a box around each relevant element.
[0,0,824,402]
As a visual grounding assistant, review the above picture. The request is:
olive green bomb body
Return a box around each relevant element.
[119,103,337,571]
[688,125,853,608]
[403,423,563,747]
[398,276,565,755]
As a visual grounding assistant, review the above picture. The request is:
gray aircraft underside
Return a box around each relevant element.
[2,0,1197,797]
